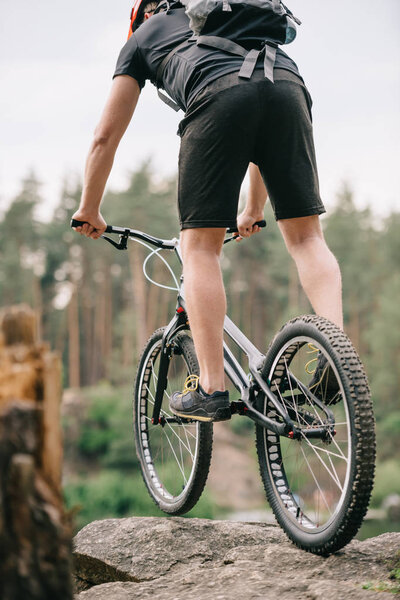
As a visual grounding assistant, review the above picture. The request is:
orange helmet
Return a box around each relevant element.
[128,0,145,39]
[128,0,168,38]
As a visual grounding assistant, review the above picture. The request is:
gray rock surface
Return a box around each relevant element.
[74,517,400,599]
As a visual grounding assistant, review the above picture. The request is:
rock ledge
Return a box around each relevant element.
[74,517,400,599]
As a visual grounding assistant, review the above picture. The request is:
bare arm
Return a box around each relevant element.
[236,163,268,238]
[72,75,141,239]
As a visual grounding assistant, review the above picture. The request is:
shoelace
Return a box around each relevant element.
[305,343,319,375]
[306,344,329,391]
[181,374,200,395]
[309,364,329,391]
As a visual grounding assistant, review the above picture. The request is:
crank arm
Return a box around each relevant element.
[239,388,287,436]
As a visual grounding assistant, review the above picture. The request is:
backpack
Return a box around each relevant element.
[156,0,301,110]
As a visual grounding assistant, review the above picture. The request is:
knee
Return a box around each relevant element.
[286,233,325,257]
[181,228,225,257]
[278,216,325,255]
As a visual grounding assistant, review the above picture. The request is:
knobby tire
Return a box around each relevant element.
[256,315,376,554]
[134,328,213,514]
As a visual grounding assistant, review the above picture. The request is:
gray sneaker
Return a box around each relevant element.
[170,375,231,422]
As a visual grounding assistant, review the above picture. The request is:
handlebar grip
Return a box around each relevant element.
[227,220,266,234]
[70,219,113,233]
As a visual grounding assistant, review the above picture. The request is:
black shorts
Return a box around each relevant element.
[177,69,325,229]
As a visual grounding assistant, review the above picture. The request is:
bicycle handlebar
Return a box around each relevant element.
[70,218,267,250]
[70,219,177,250]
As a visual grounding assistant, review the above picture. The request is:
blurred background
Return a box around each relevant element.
[1,1,399,536]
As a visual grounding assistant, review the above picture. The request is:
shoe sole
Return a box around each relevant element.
[170,405,231,423]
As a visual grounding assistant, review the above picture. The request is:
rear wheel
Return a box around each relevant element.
[134,328,213,514]
[256,315,376,554]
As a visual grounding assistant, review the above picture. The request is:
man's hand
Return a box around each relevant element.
[71,210,107,239]
[235,211,264,241]
[234,164,268,241]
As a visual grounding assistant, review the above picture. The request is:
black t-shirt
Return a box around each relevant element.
[113,7,302,111]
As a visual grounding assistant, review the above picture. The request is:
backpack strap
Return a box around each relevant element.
[239,48,261,78]
[197,35,277,82]
[263,42,277,82]
[197,35,247,58]
[155,39,191,112]
[155,33,278,112]
[157,89,181,111]
[156,39,190,87]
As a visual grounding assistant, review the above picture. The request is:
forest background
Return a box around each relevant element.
[0,166,399,536]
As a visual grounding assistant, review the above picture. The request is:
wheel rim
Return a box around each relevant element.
[264,336,352,532]
[137,338,200,504]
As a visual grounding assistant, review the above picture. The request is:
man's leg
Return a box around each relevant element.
[180,227,227,394]
[278,215,343,329]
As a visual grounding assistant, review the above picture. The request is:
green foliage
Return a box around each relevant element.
[370,460,400,508]
[64,384,138,469]
[362,581,400,594]
[64,469,216,531]
[64,470,155,527]
[0,172,43,306]
[388,550,400,576]
[230,415,254,435]
[365,274,400,422]
[362,552,400,594]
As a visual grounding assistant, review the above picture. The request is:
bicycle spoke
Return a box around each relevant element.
[300,434,343,492]
[182,422,195,455]
[162,427,188,485]
[282,358,303,425]
[145,383,196,456]
[145,385,172,418]
[302,440,348,463]
[329,430,349,457]
[150,358,158,389]
[266,339,349,522]
[299,443,333,515]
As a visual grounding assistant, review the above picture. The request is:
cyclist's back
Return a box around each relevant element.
[114,5,301,110]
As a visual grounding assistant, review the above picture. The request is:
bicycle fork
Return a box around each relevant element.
[151,302,189,425]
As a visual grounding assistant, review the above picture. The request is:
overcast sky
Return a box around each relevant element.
[1,0,399,222]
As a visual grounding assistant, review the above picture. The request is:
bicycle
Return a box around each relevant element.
[71,218,376,555]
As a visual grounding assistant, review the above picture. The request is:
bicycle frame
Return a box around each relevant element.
[130,232,297,437]
[152,301,294,436]
[70,220,334,440]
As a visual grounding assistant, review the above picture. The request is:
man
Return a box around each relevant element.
[72,0,342,422]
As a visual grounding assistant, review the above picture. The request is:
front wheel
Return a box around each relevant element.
[256,315,376,554]
[134,328,213,515]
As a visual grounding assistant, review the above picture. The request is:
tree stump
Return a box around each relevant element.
[0,305,72,600]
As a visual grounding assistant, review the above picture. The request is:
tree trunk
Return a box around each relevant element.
[68,286,80,388]
[288,259,300,316]
[81,273,94,387]
[129,245,148,357]
[103,265,113,379]
[146,260,163,334]
[348,292,360,351]
[0,304,72,600]
[33,275,43,342]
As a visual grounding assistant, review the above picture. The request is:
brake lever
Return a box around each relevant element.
[101,233,129,250]
[224,220,267,244]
